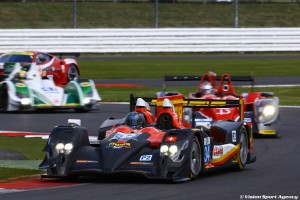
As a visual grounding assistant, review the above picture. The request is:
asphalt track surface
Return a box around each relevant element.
[0,105,300,200]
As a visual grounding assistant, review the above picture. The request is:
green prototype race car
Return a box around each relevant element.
[0,63,101,112]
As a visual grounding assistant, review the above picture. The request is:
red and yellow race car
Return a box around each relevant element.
[159,72,280,137]
[0,51,80,87]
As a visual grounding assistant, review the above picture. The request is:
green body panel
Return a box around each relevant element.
[12,80,31,98]
[64,81,80,104]
[77,79,93,97]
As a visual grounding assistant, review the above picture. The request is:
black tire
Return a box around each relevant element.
[189,137,203,179]
[235,128,249,170]
[67,64,79,82]
[75,106,91,113]
[0,85,9,112]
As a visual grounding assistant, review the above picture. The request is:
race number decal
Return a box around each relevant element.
[204,137,210,163]
[216,108,231,115]
[232,130,237,142]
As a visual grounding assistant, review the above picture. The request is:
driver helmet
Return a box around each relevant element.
[199,82,215,96]
[124,112,147,129]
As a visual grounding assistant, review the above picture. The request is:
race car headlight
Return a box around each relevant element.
[160,145,169,154]
[262,105,276,116]
[21,98,31,106]
[64,143,73,154]
[255,97,279,124]
[55,143,65,154]
[160,141,189,163]
[55,143,73,154]
[83,97,91,105]
[169,145,178,154]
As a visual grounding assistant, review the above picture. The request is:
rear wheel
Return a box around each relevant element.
[75,106,91,113]
[189,137,202,179]
[236,129,249,170]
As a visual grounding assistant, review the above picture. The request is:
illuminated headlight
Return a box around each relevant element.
[262,105,276,116]
[83,97,91,105]
[169,145,178,154]
[64,143,73,154]
[55,143,73,154]
[55,143,65,154]
[21,98,31,106]
[160,145,169,153]
[160,144,179,154]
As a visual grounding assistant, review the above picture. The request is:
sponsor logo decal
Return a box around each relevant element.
[165,136,177,142]
[232,130,237,142]
[108,141,131,149]
[107,132,141,149]
[244,118,252,122]
[213,146,224,157]
[204,137,210,163]
[260,130,276,134]
[140,155,152,161]
[15,83,26,87]
[80,82,90,87]
[76,160,98,163]
[130,162,153,165]
[41,87,59,93]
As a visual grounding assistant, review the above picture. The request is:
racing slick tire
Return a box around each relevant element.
[0,85,9,112]
[75,106,92,113]
[235,128,249,171]
[189,137,203,179]
[67,64,79,82]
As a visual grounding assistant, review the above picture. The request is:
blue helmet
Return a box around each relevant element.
[124,112,146,129]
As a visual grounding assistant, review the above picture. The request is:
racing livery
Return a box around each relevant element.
[0,51,80,87]
[0,63,100,112]
[160,73,280,137]
[39,94,255,182]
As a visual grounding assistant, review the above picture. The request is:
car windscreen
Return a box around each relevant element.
[0,54,33,63]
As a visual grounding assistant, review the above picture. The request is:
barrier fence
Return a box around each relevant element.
[1,28,300,53]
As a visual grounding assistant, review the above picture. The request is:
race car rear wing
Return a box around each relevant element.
[130,93,245,127]
[164,74,255,90]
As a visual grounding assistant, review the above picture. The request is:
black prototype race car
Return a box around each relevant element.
[39,95,256,182]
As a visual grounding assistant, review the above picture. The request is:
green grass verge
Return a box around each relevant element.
[79,57,300,79]
[0,167,41,181]
[1,2,300,28]
[0,137,46,160]
[97,86,300,106]
[0,137,46,181]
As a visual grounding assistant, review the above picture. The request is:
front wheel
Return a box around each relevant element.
[189,137,203,179]
[0,85,9,112]
[235,129,249,170]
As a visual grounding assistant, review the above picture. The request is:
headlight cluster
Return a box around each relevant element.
[83,97,92,105]
[55,143,73,154]
[20,98,32,106]
[160,141,189,163]
[160,144,178,155]
[261,105,276,116]
[256,98,279,124]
